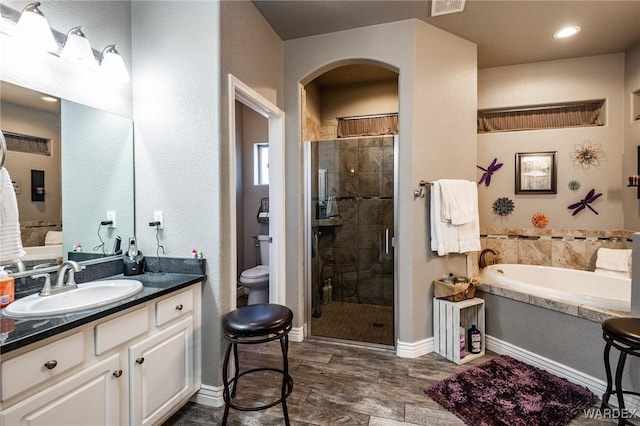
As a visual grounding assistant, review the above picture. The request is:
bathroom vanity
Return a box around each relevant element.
[0,260,204,426]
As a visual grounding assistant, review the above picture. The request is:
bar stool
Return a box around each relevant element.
[221,303,294,425]
[601,317,640,426]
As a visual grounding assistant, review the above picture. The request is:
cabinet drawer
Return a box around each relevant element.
[1,332,84,401]
[95,307,149,355]
[156,288,193,326]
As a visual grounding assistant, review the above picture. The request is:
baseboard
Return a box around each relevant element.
[486,335,640,410]
[289,325,304,342]
[192,384,224,408]
[396,337,434,358]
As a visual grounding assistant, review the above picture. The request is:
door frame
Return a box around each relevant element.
[228,74,286,308]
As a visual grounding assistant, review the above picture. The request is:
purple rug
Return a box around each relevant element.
[425,355,597,426]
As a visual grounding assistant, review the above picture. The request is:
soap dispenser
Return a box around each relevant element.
[0,267,14,308]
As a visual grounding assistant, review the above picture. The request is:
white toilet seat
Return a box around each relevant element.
[240,265,269,284]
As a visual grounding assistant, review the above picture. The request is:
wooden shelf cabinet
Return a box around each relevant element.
[433,297,485,365]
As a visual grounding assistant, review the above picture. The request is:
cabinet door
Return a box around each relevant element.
[129,316,194,426]
[0,354,123,426]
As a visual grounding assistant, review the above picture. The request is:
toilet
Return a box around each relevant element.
[239,235,270,305]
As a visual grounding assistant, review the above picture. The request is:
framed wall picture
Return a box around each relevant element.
[515,151,557,194]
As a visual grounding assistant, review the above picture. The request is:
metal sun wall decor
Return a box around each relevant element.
[568,180,581,191]
[567,188,603,215]
[531,212,549,228]
[477,158,503,186]
[570,140,605,172]
[492,197,515,216]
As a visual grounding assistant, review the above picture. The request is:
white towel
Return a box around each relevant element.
[595,248,632,273]
[438,179,478,225]
[0,167,25,263]
[430,180,481,256]
[326,196,339,217]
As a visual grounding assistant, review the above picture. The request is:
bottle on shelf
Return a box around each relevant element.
[468,324,482,354]
[460,325,466,359]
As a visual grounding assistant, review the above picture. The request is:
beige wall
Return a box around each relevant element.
[2,102,61,225]
[284,19,477,348]
[624,45,640,230]
[320,80,398,120]
[478,54,625,230]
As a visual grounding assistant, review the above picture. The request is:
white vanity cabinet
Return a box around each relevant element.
[0,282,201,426]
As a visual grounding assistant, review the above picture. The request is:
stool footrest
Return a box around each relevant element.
[224,367,293,412]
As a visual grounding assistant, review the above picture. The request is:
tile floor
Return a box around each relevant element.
[163,339,613,425]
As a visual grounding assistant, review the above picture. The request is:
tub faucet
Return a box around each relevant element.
[479,249,500,269]
[52,260,84,294]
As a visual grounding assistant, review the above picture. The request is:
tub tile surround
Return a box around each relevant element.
[470,228,634,324]
[20,220,63,247]
[479,228,633,272]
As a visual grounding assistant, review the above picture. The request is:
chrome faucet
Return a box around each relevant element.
[51,260,84,294]
[479,248,500,269]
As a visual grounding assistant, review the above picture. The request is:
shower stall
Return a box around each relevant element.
[306,135,396,347]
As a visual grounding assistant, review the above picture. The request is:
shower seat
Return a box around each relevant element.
[320,255,360,303]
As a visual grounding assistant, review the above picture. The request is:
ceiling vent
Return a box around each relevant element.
[431,0,466,17]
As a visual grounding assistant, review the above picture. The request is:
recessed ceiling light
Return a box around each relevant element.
[40,96,58,102]
[553,26,581,39]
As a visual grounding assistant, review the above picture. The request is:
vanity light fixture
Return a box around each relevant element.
[13,2,58,53]
[100,45,130,83]
[60,26,98,69]
[553,26,581,39]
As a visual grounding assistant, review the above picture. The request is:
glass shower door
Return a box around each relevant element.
[307,136,395,347]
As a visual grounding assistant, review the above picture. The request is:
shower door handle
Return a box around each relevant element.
[385,228,390,254]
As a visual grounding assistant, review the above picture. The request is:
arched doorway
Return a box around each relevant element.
[303,63,399,347]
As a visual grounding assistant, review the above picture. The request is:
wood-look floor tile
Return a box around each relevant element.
[164,339,605,426]
[404,403,465,425]
[305,388,405,421]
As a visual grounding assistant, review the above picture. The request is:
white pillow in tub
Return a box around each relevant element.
[595,247,632,273]
[45,230,63,245]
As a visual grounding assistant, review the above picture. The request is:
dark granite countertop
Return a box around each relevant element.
[1,257,206,355]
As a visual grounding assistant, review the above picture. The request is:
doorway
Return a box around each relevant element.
[228,75,285,309]
[306,135,396,346]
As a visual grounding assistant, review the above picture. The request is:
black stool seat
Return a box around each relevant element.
[601,317,640,426]
[603,318,640,347]
[223,303,293,337]
[221,303,294,425]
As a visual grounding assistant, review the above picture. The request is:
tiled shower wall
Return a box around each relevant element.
[476,228,633,274]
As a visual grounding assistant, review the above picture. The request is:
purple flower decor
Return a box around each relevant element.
[567,188,602,216]
[477,158,503,186]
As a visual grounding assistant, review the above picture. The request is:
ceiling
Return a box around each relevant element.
[251,0,640,69]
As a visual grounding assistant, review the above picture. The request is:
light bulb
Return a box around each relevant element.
[61,26,98,69]
[13,2,58,53]
[100,45,130,83]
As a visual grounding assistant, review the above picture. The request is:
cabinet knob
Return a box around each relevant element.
[136,357,145,365]
[44,360,58,370]
[176,304,183,311]
[113,369,123,378]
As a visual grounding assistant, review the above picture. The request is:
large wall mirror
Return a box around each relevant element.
[1,81,134,275]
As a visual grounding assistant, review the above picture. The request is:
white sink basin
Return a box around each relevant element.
[3,280,144,319]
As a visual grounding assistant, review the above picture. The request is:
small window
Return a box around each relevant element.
[2,131,51,156]
[477,100,605,133]
[254,142,269,185]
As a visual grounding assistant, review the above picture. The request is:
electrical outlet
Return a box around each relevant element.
[106,211,116,228]
[153,211,164,229]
